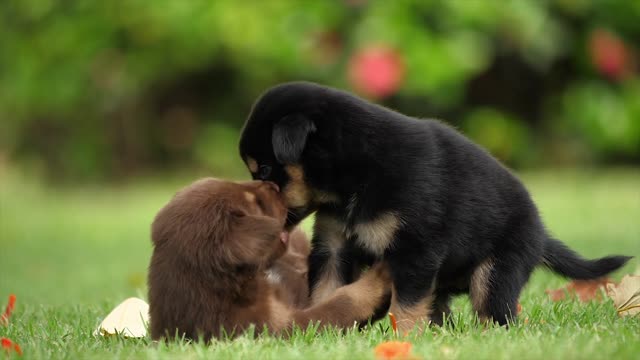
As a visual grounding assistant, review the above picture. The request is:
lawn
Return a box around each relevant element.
[1,167,639,359]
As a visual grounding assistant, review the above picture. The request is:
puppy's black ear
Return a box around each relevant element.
[272,114,316,164]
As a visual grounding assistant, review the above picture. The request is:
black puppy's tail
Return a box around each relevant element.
[542,238,632,280]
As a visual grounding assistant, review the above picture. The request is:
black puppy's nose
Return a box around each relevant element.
[264,181,280,192]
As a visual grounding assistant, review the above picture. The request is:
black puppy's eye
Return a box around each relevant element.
[258,165,272,180]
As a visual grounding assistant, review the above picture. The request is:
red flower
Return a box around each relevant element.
[589,28,631,81]
[1,338,22,356]
[348,45,405,99]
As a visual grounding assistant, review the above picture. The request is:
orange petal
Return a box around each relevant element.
[1,294,16,325]
[2,337,23,356]
[14,343,22,356]
[374,341,413,360]
[388,312,398,333]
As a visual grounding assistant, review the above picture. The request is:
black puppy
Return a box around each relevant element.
[238,81,631,331]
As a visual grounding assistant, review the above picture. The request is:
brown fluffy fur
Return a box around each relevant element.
[148,178,390,341]
[268,228,311,308]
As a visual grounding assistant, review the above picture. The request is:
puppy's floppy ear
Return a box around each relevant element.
[272,114,316,164]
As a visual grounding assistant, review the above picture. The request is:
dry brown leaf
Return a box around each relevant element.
[545,278,611,302]
[606,275,640,317]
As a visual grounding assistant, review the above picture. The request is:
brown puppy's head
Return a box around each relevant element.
[151,178,289,272]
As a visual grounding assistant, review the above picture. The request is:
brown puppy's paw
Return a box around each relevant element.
[332,262,391,321]
[354,263,393,327]
[358,262,392,298]
[287,228,311,257]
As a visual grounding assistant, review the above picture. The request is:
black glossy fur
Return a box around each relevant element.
[238,81,631,327]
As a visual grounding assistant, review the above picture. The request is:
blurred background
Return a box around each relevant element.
[0,0,638,305]
[1,0,639,181]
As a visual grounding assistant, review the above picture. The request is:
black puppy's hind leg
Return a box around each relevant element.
[470,254,535,326]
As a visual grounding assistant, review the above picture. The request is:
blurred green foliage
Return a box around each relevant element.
[0,0,639,181]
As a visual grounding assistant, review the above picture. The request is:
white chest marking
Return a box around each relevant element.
[265,269,281,284]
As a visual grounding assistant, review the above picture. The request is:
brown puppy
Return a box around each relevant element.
[148,178,390,341]
[267,228,311,308]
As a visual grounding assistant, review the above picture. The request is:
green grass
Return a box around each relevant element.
[1,167,639,359]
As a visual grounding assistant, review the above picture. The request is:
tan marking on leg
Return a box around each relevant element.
[389,284,434,333]
[470,258,494,321]
[313,214,347,243]
[310,214,347,304]
[246,157,258,173]
[283,165,311,208]
[352,212,403,256]
[243,191,256,203]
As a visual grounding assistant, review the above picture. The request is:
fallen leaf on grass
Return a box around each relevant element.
[606,275,640,317]
[94,297,149,338]
[1,294,16,325]
[374,341,418,360]
[1,338,22,356]
[546,278,611,302]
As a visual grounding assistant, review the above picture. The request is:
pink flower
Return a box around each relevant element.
[348,45,405,99]
[589,29,631,81]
